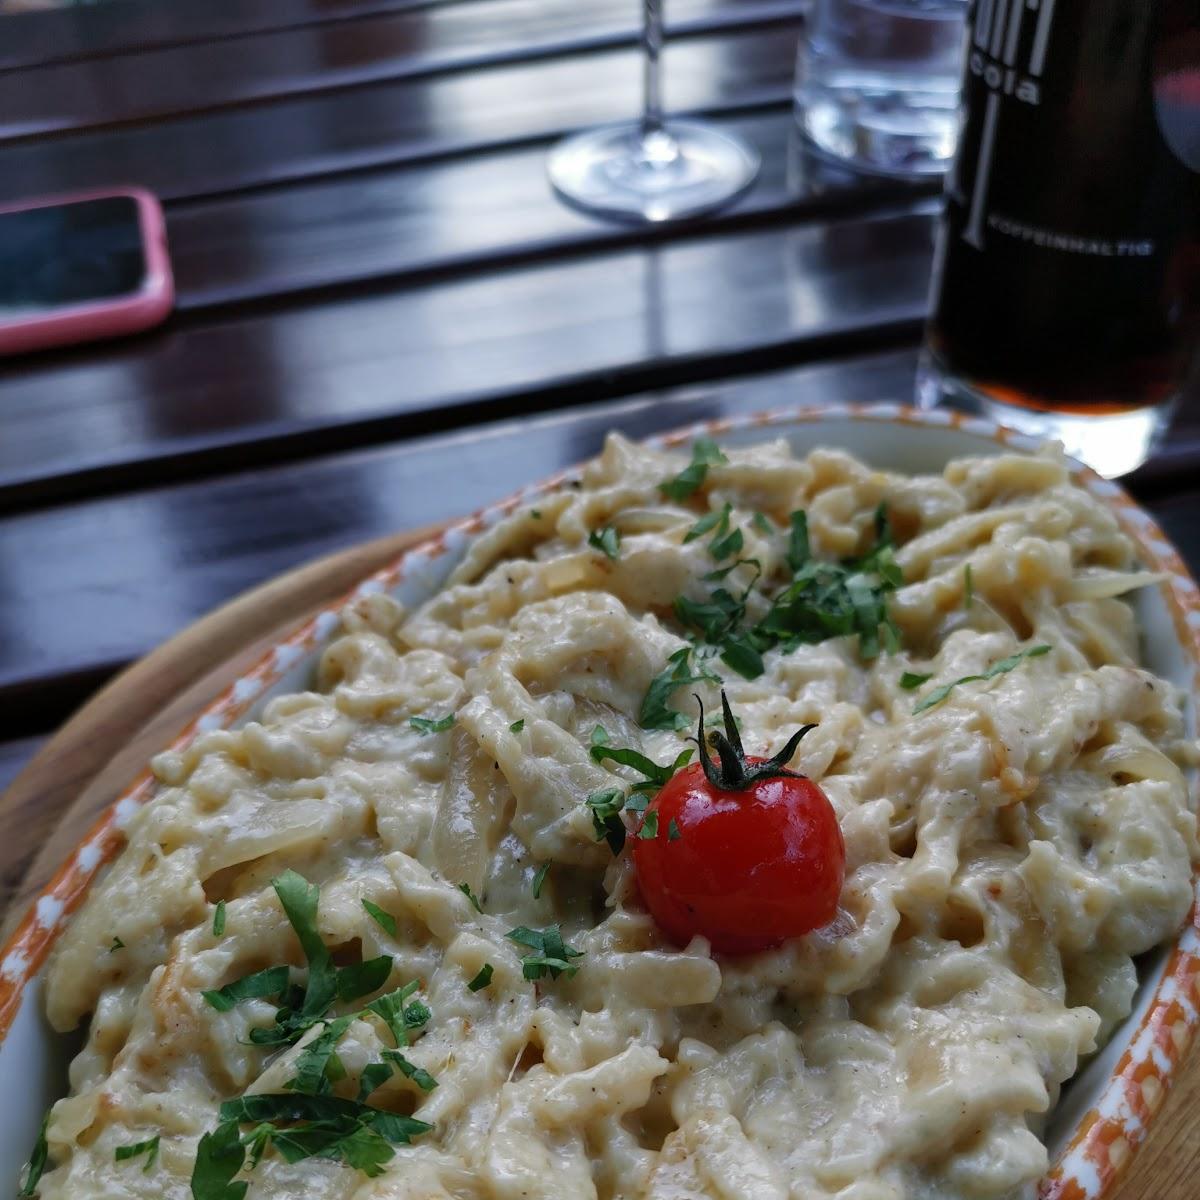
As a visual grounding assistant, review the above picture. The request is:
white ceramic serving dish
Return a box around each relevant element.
[1,407,1197,1200]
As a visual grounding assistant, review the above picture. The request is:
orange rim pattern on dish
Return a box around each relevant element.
[1,405,1197,1200]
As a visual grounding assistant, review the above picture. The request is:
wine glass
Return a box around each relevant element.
[546,1,760,223]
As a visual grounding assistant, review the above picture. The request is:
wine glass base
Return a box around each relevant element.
[547,120,760,223]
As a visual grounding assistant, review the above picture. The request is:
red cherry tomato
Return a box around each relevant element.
[632,758,845,954]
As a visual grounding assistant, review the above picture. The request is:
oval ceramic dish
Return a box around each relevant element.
[1,407,1197,1200]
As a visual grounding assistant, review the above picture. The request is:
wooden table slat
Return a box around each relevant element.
[164,112,931,312]
[0,0,457,72]
[0,24,798,204]
[0,0,801,143]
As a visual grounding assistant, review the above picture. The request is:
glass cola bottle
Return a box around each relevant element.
[919,0,1199,477]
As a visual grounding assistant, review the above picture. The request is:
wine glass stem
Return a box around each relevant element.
[641,0,664,138]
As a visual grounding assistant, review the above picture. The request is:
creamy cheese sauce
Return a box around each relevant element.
[31,436,1198,1200]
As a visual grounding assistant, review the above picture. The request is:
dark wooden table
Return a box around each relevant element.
[1,0,1197,867]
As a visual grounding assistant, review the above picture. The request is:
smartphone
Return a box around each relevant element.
[0,188,173,357]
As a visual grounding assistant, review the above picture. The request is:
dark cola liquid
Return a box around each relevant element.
[927,0,1200,415]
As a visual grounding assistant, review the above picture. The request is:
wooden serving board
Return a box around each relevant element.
[0,532,1195,1200]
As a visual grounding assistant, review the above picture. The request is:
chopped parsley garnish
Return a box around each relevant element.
[212,900,226,938]
[241,1122,273,1172]
[964,563,974,609]
[18,1110,49,1197]
[115,1134,159,1172]
[587,526,621,560]
[242,1010,299,1050]
[659,438,727,501]
[505,925,583,981]
[589,726,693,794]
[365,981,430,1047]
[709,524,744,562]
[192,1094,433,1193]
[382,1049,438,1093]
[335,956,393,1003]
[719,633,764,680]
[109,936,125,953]
[674,579,754,646]
[410,712,455,734]
[273,870,327,968]
[755,507,901,660]
[787,509,811,572]
[191,1119,247,1200]
[899,671,933,690]
[872,499,891,546]
[702,557,761,583]
[264,870,339,1036]
[650,504,904,702]
[227,872,399,1049]
[639,645,720,731]
[325,1052,347,1084]
[405,998,432,1034]
[585,729,694,855]
[531,861,551,899]
[668,818,682,841]
[361,899,396,937]
[530,509,542,519]
[585,787,628,854]
[751,511,774,535]
[638,811,660,839]
[357,1061,393,1103]
[202,965,290,1013]
[684,503,730,543]
[911,645,1052,714]
[457,882,483,912]
[228,1091,433,1151]
[683,502,746,562]
[509,719,525,733]
[467,964,494,992]
[287,1016,356,1095]
[673,550,765,680]
[355,1054,436,1105]
[263,975,431,1116]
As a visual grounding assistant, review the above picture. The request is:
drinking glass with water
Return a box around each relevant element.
[796,0,969,177]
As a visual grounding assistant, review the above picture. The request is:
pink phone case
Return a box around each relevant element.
[0,186,174,357]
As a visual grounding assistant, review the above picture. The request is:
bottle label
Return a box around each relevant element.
[927,0,1197,411]
[956,0,1063,248]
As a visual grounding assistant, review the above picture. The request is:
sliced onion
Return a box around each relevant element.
[609,507,691,534]
[1066,571,1169,600]
[1085,741,1181,785]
